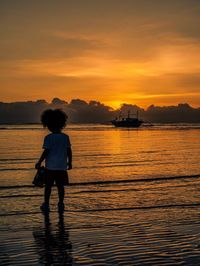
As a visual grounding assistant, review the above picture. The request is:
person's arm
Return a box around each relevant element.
[67,147,72,170]
[35,149,49,169]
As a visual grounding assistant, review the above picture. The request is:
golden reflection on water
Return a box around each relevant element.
[0,126,200,185]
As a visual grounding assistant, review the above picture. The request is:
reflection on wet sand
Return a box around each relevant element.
[33,213,73,265]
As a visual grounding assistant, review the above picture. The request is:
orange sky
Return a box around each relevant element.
[0,0,200,108]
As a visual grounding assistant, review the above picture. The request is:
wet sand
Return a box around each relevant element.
[1,182,200,265]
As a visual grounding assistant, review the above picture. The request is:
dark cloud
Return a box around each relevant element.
[0,98,199,124]
[145,103,200,123]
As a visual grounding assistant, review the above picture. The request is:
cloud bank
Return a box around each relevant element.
[0,98,199,124]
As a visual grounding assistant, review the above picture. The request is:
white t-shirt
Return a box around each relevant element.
[43,133,71,170]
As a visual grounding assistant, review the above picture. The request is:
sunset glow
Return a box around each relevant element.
[0,1,200,108]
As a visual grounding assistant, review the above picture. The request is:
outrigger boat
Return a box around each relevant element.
[111,111,143,128]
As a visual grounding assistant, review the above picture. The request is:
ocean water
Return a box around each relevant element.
[0,124,200,265]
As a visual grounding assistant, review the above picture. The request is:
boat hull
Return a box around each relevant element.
[111,120,143,128]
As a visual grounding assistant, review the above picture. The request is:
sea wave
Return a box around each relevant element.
[1,203,200,217]
[0,174,199,190]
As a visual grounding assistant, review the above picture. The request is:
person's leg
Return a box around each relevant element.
[57,184,65,212]
[44,170,54,205]
[40,185,52,212]
[41,170,54,212]
[44,185,52,205]
[56,171,67,212]
[57,185,65,204]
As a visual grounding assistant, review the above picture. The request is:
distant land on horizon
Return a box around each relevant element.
[0,98,200,124]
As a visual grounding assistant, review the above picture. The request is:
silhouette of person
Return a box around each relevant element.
[35,109,72,213]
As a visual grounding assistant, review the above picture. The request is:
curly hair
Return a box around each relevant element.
[41,109,68,132]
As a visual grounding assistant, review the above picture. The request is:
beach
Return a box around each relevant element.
[0,124,200,265]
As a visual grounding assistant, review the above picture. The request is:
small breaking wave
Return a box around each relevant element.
[0,174,199,190]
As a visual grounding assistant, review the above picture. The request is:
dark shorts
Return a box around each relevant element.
[45,169,69,187]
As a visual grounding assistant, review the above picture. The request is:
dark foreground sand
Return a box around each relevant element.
[1,202,200,265]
